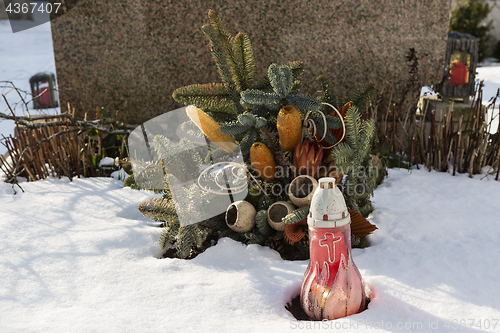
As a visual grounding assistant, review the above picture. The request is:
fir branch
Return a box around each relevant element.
[325,115,342,129]
[286,94,321,111]
[317,75,338,109]
[283,206,309,224]
[254,116,267,128]
[245,230,267,245]
[344,107,362,159]
[172,83,237,115]
[233,32,256,90]
[268,64,293,98]
[154,136,203,183]
[137,197,177,222]
[330,142,352,166]
[207,10,247,94]
[322,129,338,145]
[240,89,282,110]
[192,226,209,249]
[251,76,273,91]
[220,121,250,136]
[359,118,376,157]
[290,80,302,94]
[176,225,194,259]
[347,82,376,113]
[201,24,232,87]
[287,61,305,78]
[207,111,238,124]
[238,113,256,127]
[255,210,273,237]
[181,120,205,138]
[159,222,180,251]
[239,129,257,155]
[250,61,304,92]
[172,83,230,101]
[331,107,377,217]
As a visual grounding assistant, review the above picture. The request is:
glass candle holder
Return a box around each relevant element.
[300,178,365,320]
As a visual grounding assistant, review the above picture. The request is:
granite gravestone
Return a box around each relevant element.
[50,0,452,125]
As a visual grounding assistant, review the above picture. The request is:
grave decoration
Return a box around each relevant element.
[132,10,378,259]
[301,177,365,320]
[29,72,59,109]
[435,31,479,101]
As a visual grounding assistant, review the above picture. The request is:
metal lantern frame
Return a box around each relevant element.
[436,31,479,101]
[29,72,59,109]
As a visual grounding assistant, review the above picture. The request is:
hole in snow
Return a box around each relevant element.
[285,283,374,321]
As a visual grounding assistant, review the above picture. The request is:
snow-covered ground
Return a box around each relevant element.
[0,9,59,157]
[1,168,499,332]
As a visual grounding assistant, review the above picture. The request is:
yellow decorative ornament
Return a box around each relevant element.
[186,105,236,153]
[250,142,276,181]
[277,105,302,151]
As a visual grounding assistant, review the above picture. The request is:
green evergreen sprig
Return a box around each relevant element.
[255,210,273,237]
[239,129,257,155]
[220,113,267,136]
[232,32,256,91]
[311,115,342,144]
[154,136,203,183]
[348,82,376,113]
[172,83,237,116]
[173,10,257,117]
[176,224,210,259]
[241,64,321,116]
[331,107,377,216]
[317,75,337,109]
[207,10,255,93]
[138,197,177,222]
[245,229,267,245]
[219,113,267,155]
[317,76,375,114]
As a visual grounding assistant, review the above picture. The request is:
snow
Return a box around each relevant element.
[0,8,59,157]
[477,65,500,132]
[99,157,116,167]
[1,167,499,332]
[1,14,500,333]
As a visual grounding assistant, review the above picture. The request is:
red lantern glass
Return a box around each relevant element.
[300,178,365,320]
[30,72,59,109]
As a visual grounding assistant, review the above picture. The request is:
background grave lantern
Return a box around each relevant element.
[436,32,479,102]
[29,72,59,109]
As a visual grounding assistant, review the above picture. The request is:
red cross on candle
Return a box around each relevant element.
[318,233,342,263]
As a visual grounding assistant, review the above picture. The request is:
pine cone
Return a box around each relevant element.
[265,237,285,252]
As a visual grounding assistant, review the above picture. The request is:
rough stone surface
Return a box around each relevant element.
[51,0,452,124]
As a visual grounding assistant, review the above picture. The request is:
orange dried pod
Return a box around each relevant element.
[250,142,277,181]
[186,105,236,153]
[277,105,302,151]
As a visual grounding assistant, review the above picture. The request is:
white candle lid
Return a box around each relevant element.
[307,177,350,228]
